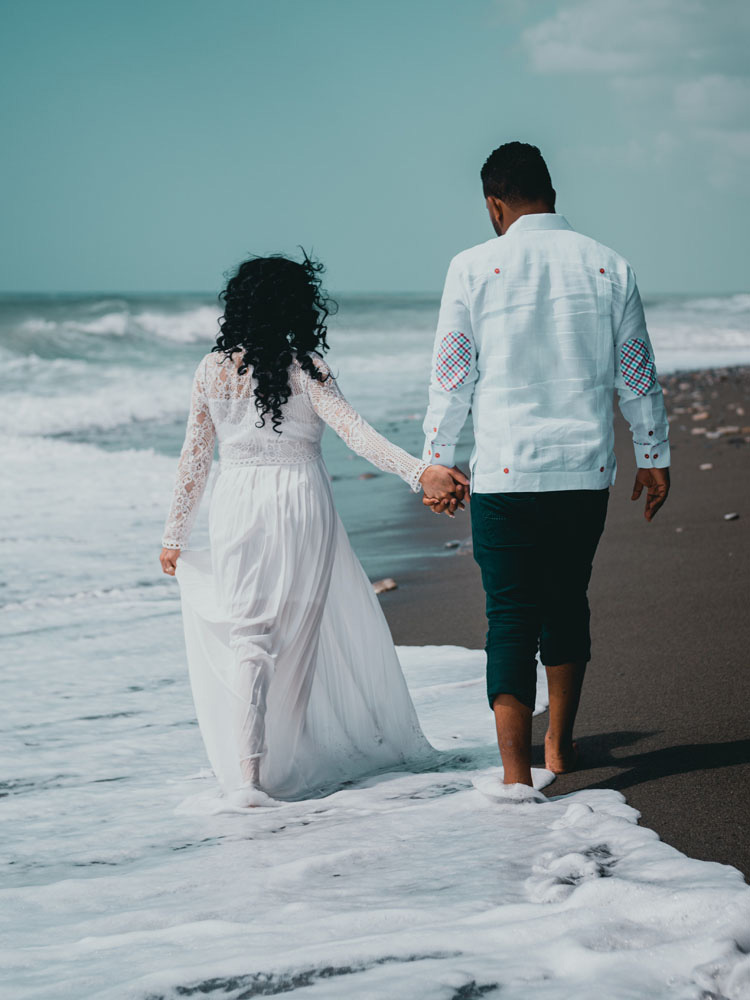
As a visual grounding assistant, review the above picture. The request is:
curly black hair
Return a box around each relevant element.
[212,251,337,433]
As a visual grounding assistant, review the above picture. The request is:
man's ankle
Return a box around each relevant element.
[545,729,573,747]
[503,768,533,786]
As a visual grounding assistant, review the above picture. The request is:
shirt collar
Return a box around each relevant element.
[504,213,573,235]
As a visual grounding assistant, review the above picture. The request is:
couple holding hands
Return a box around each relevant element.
[160,141,670,808]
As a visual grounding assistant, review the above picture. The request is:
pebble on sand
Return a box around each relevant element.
[692,412,710,421]
[723,513,740,521]
[372,577,398,594]
[699,463,713,471]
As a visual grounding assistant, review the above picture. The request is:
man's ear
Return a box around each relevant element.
[486,195,504,233]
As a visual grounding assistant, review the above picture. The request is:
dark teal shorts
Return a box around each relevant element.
[470,489,609,711]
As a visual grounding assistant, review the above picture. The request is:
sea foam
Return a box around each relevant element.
[2,608,749,999]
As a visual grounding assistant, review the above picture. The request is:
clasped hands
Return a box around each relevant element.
[419,465,470,517]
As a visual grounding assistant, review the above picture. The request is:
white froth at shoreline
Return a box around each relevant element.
[3,603,750,998]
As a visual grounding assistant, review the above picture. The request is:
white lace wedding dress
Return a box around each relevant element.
[163,352,436,807]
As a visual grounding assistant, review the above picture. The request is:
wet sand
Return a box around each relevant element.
[379,367,750,878]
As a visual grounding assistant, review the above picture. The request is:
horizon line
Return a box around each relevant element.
[0,288,747,300]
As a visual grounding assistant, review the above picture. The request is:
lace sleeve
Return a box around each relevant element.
[304,360,428,492]
[162,358,216,548]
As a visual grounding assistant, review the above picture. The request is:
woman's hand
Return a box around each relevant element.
[160,547,180,576]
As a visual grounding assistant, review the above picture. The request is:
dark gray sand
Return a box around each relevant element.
[380,367,750,879]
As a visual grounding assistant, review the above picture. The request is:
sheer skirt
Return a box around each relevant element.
[175,458,434,803]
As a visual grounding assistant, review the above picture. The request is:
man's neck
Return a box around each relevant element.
[509,202,554,223]
[501,201,554,236]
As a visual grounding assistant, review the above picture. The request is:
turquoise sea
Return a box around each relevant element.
[2,290,750,609]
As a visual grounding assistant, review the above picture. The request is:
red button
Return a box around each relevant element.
[494,268,500,274]
[428,449,431,455]
[435,452,440,458]
[645,454,650,459]
[433,427,437,432]
[653,453,658,458]
[600,466,604,472]
[503,468,509,473]
[599,268,605,274]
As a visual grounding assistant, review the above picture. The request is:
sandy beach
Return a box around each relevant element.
[380,365,750,878]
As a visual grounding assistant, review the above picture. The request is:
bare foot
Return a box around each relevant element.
[228,784,276,808]
[544,733,579,774]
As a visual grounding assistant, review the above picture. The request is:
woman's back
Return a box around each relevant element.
[162,349,428,550]
[201,352,325,468]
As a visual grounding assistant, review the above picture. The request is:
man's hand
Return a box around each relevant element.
[420,465,470,518]
[632,467,670,522]
[160,547,180,575]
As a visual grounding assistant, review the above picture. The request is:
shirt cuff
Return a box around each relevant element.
[633,436,670,468]
[422,440,456,467]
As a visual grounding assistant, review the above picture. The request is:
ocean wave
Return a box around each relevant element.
[68,312,131,336]
[18,312,130,337]
[0,580,176,615]
[1,432,196,611]
[133,305,220,342]
[0,369,192,435]
[0,351,87,375]
[671,292,750,314]
[10,301,219,345]
[17,318,57,334]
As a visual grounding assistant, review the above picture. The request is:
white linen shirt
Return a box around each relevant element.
[422,213,671,493]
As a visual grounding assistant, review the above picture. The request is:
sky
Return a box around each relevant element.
[1,0,748,295]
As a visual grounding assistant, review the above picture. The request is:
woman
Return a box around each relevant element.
[160,253,467,809]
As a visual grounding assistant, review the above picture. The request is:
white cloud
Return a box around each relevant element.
[675,74,750,128]
[522,0,705,74]
[519,0,750,185]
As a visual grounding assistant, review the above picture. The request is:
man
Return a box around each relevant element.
[422,141,670,788]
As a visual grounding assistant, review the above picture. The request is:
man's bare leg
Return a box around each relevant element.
[493,693,533,786]
[544,660,585,773]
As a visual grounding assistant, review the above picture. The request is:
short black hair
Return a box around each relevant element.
[481,141,555,208]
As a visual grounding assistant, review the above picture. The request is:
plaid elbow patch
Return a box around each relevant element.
[435,331,473,391]
[620,338,656,395]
